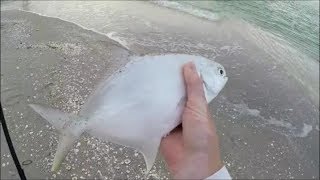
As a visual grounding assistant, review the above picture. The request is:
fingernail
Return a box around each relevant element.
[187,62,195,71]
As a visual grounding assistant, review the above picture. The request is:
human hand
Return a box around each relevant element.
[160,62,223,179]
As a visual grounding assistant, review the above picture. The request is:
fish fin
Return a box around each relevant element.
[140,137,161,174]
[51,133,77,172]
[29,104,84,171]
[29,104,70,131]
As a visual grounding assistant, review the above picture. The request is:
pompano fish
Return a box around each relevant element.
[29,54,228,173]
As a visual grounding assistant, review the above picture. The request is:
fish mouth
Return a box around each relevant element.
[223,77,228,87]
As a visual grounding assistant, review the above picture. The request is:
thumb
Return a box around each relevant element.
[183,62,207,111]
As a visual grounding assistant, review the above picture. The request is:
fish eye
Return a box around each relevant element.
[218,67,224,76]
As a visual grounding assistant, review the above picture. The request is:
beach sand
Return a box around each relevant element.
[1,9,318,179]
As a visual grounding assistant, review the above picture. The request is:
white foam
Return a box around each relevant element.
[233,103,261,117]
[105,32,130,50]
[267,117,293,129]
[246,108,260,117]
[232,102,314,138]
[295,123,313,138]
[152,0,219,21]
[267,118,313,138]
[4,9,131,51]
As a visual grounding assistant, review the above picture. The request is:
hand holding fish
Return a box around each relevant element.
[160,62,224,179]
[29,54,229,177]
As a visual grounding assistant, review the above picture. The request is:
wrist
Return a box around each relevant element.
[208,150,223,175]
[173,153,222,179]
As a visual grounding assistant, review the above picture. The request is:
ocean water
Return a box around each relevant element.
[2,1,319,61]
[155,0,319,61]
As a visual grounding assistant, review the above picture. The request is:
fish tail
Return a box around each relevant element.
[51,134,77,172]
[29,104,85,171]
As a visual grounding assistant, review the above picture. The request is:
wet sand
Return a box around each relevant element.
[1,9,319,179]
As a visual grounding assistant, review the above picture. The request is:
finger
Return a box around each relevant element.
[160,124,182,147]
[183,62,207,109]
[159,128,183,162]
[160,129,182,149]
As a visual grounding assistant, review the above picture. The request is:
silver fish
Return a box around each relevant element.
[29,54,228,173]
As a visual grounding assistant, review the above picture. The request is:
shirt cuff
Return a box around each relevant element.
[205,166,232,180]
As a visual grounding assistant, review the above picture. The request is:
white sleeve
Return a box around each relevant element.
[205,166,232,180]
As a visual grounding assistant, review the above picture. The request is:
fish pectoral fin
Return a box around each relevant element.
[140,137,161,174]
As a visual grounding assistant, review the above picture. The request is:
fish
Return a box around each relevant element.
[29,54,228,173]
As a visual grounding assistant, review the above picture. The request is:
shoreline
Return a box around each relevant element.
[1,1,318,104]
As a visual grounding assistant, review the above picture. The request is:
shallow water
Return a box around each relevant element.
[156,0,319,61]
[2,1,318,101]
[1,1,319,179]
